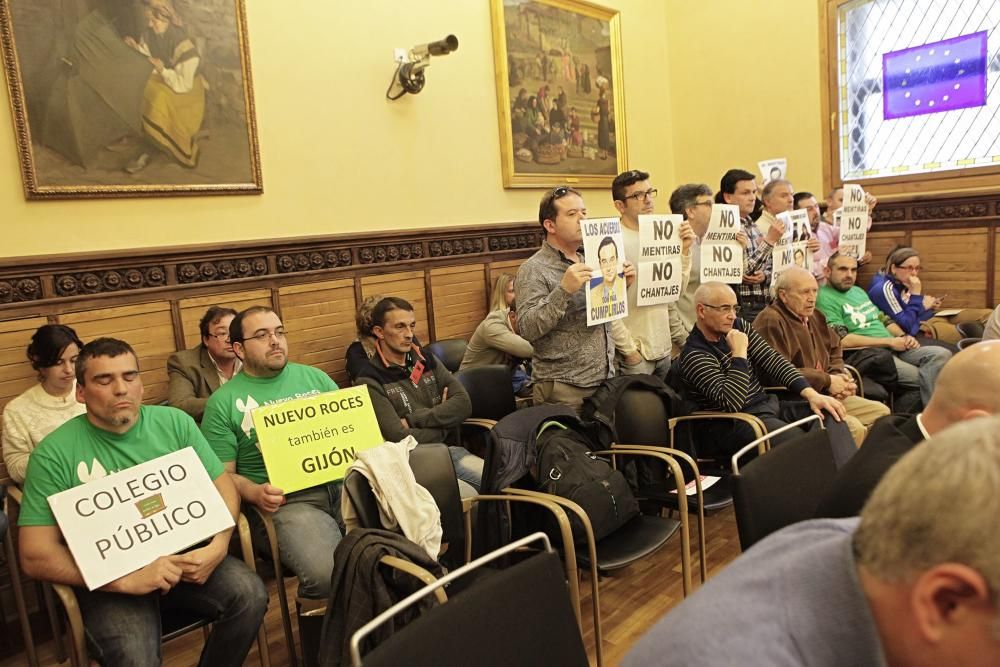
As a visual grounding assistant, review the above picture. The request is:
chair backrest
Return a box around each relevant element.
[454,365,516,421]
[957,337,982,350]
[355,538,587,667]
[731,427,839,551]
[425,339,468,373]
[344,444,466,568]
[956,321,984,339]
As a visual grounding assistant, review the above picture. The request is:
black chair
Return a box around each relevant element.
[610,387,731,584]
[426,339,468,373]
[956,321,984,339]
[957,337,981,350]
[730,416,839,551]
[342,443,579,610]
[507,447,692,667]
[455,365,517,421]
[350,533,587,667]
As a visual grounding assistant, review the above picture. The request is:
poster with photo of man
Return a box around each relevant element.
[774,209,812,276]
[758,157,788,186]
[582,216,628,326]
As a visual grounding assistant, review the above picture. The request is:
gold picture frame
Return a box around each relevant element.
[490,0,628,189]
[0,0,262,199]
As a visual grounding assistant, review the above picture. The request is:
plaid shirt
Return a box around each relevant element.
[735,214,774,306]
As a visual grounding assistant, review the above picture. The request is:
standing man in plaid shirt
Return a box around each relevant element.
[717,169,784,323]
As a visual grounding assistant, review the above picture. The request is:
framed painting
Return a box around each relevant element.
[0,0,261,199]
[490,0,627,189]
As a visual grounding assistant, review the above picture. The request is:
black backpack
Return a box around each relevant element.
[534,424,639,543]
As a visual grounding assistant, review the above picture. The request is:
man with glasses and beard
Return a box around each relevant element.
[516,186,641,412]
[679,282,846,454]
[200,306,343,638]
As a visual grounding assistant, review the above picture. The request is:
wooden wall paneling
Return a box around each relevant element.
[178,289,274,348]
[858,230,908,292]
[911,228,989,308]
[429,264,488,341]
[992,228,1000,307]
[59,303,177,405]
[277,280,357,386]
[0,316,51,411]
[360,271,429,343]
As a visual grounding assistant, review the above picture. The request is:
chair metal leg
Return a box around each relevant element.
[4,535,38,667]
[41,581,67,662]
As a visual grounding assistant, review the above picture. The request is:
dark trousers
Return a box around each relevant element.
[75,555,268,667]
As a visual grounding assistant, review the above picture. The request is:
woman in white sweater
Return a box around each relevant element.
[2,325,86,484]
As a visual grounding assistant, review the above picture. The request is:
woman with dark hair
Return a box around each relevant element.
[345,295,384,382]
[868,246,991,345]
[1,325,86,484]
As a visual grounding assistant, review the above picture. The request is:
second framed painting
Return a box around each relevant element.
[491,0,627,189]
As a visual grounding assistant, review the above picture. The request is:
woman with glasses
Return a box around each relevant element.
[868,246,990,345]
[2,325,87,484]
[167,306,240,422]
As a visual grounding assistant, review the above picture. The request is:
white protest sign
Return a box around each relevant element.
[700,204,743,284]
[839,184,868,261]
[773,210,812,277]
[758,158,788,186]
[636,214,683,306]
[48,447,234,591]
[581,217,628,325]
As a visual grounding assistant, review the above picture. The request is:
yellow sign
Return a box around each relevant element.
[252,385,383,494]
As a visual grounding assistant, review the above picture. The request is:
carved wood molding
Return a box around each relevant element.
[871,192,1000,228]
[0,223,542,309]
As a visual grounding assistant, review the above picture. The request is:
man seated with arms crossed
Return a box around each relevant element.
[816,340,1000,518]
[753,267,889,445]
[167,305,240,422]
[679,281,846,455]
[355,297,481,494]
[612,169,695,379]
[517,185,641,412]
[624,415,1000,666]
[18,338,267,666]
[817,252,950,411]
[201,306,343,607]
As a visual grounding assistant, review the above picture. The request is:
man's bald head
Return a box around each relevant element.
[771,267,819,319]
[922,340,1000,434]
[694,281,736,306]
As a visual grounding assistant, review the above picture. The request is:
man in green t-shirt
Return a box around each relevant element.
[817,252,950,408]
[201,306,343,605]
[18,338,267,666]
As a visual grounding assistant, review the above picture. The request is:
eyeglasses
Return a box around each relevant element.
[240,328,288,344]
[205,332,230,342]
[895,264,922,272]
[701,303,741,315]
[692,201,713,208]
[623,188,658,203]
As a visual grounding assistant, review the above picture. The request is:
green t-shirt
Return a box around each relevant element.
[200,363,338,484]
[816,285,892,338]
[19,405,223,527]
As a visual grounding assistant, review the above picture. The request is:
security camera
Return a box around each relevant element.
[387,35,459,100]
[411,35,459,59]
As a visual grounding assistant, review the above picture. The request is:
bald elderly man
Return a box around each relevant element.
[678,281,847,455]
[753,267,889,445]
[816,339,1000,518]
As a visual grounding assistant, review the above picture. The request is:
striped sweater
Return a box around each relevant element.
[679,318,810,412]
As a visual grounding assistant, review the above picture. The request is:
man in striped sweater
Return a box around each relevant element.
[679,282,846,455]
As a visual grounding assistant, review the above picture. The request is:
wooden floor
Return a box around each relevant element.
[1,508,742,667]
